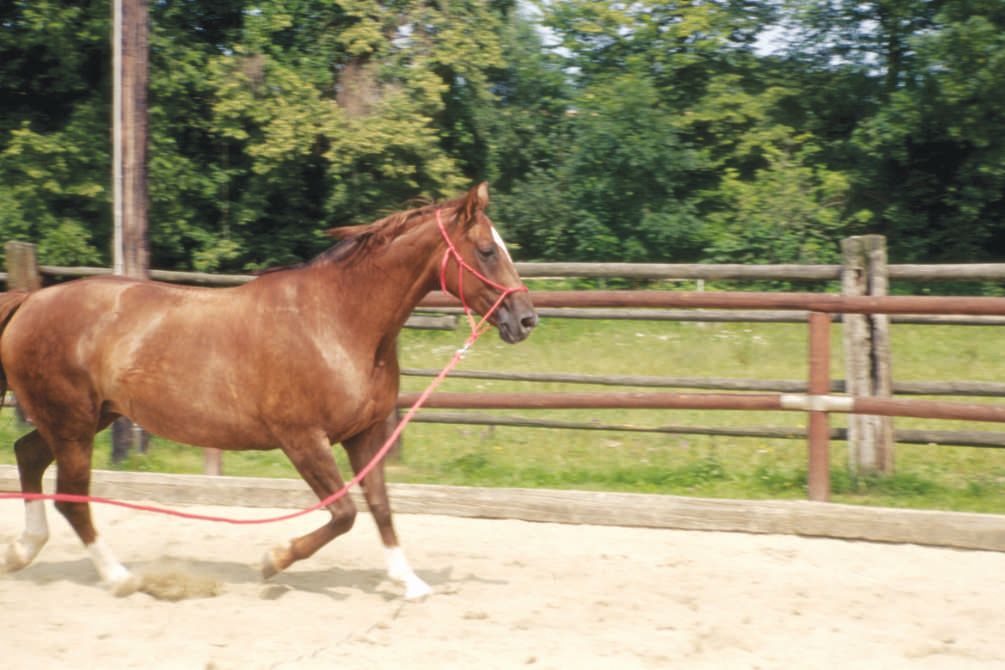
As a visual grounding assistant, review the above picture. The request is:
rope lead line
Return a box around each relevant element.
[0,209,529,525]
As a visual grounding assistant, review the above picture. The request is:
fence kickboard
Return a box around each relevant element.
[2,466,1002,552]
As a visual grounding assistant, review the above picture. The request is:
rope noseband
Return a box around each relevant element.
[436,209,528,341]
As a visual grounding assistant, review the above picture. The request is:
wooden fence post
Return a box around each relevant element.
[4,241,41,429]
[4,241,42,292]
[841,235,894,474]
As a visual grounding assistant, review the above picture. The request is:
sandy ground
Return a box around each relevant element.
[2,502,1004,670]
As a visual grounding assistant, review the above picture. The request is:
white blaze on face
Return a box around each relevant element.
[490,226,513,263]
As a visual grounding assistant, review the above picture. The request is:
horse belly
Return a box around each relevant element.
[107,349,277,450]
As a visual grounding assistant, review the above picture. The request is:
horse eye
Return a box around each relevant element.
[478,246,496,260]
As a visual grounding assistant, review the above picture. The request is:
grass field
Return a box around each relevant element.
[2,316,1004,514]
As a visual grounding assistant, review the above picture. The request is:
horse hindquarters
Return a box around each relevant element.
[1,289,140,594]
[0,292,53,574]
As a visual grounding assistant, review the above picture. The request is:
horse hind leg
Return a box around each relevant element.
[43,421,140,596]
[3,430,53,573]
[262,430,358,579]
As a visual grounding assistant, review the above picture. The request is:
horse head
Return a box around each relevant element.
[439,183,538,344]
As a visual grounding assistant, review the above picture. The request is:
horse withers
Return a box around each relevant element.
[0,182,537,598]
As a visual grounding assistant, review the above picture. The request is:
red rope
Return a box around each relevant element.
[0,210,528,525]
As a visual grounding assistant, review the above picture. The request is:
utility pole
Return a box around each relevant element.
[111,0,150,462]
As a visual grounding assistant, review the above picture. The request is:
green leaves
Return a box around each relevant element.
[2,1,1005,271]
[0,117,107,266]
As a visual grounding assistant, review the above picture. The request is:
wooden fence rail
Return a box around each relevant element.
[406,411,1005,449]
[402,367,1005,396]
[402,292,1005,501]
[8,236,1005,487]
[24,261,1005,284]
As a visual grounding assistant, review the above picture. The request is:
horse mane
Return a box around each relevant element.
[259,195,467,275]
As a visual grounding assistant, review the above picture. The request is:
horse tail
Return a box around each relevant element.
[0,290,30,415]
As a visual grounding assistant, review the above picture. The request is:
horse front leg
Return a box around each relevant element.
[263,430,357,578]
[344,421,432,600]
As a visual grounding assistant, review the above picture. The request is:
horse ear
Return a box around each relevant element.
[461,182,490,227]
[474,181,490,208]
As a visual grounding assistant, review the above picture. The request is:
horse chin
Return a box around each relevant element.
[498,326,521,344]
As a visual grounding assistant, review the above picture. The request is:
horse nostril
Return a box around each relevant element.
[521,313,539,330]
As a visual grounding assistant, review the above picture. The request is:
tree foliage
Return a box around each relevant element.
[1,1,1004,270]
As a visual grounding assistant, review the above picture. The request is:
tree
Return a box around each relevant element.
[851,2,1005,261]
[499,0,853,264]
[774,0,1005,263]
[0,1,108,265]
[1,0,513,271]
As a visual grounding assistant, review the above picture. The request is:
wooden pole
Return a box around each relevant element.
[4,241,41,429]
[111,0,150,464]
[841,236,894,475]
[868,238,895,472]
[842,237,871,474]
[4,242,42,292]
[117,0,150,279]
[807,312,832,501]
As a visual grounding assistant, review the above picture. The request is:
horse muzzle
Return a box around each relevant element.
[495,294,538,344]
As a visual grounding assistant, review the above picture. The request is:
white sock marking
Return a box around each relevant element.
[24,500,49,541]
[385,546,432,599]
[6,500,50,569]
[87,538,133,587]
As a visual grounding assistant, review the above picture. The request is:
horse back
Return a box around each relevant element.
[1,275,385,448]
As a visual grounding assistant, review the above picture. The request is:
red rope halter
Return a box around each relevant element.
[436,208,528,340]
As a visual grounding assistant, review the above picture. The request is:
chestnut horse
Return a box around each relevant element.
[0,183,537,598]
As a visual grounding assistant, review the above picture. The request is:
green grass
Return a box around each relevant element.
[2,319,1004,513]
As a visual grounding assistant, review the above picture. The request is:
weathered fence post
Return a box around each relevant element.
[4,241,42,292]
[4,241,41,429]
[841,235,894,474]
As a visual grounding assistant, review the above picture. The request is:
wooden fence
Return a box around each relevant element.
[405,291,1005,502]
[6,236,1005,496]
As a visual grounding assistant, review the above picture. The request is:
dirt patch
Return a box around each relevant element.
[138,560,225,601]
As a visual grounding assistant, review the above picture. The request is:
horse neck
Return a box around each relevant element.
[309,214,445,339]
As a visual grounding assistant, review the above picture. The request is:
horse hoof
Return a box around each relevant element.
[261,547,287,580]
[108,572,141,598]
[3,541,32,573]
[403,577,433,601]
